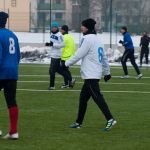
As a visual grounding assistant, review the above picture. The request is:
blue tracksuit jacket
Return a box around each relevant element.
[0,28,20,80]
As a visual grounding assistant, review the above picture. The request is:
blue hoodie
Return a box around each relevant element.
[0,28,20,80]
[123,32,134,50]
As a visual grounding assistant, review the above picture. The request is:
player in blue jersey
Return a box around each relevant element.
[119,26,142,79]
[0,12,20,140]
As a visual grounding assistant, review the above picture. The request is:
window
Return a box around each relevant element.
[56,0,61,4]
[55,13,62,19]
[11,0,16,7]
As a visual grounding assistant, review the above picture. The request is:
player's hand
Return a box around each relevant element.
[49,41,53,46]
[104,74,111,82]
[119,40,124,45]
[45,41,53,46]
[45,42,50,46]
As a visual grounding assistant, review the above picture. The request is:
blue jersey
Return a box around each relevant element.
[123,32,134,50]
[0,28,20,80]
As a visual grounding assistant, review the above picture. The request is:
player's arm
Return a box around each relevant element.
[140,37,142,47]
[101,48,111,82]
[65,38,90,67]
[53,35,65,49]
[0,42,2,65]
[16,39,20,64]
[102,49,110,76]
[124,34,132,46]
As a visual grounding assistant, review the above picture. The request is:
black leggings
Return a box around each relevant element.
[61,60,72,83]
[76,79,113,124]
[49,58,68,87]
[140,47,149,65]
[121,49,141,75]
[0,80,17,108]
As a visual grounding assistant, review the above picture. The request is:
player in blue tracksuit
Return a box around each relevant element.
[119,26,142,79]
[0,12,20,139]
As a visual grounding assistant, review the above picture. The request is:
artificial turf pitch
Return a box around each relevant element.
[0,64,150,150]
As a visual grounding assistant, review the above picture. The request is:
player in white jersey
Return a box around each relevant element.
[45,22,68,90]
[65,19,117,131]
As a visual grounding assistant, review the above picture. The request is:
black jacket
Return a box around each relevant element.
[140,35,150,48]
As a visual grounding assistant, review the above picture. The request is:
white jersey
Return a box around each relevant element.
[65,34,110,79]
[49,32,65,58]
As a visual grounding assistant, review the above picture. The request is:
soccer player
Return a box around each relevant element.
[60,25,76,88]
[0,12,20,139]
[45,22,68,90]
[140,32,150,67]
[65,18,116,131]
[119,26,142,79]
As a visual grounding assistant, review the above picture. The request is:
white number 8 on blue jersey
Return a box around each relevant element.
[9,38,16,54]
[98,47,103,63]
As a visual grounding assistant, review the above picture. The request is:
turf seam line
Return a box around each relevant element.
[17,89,150,94]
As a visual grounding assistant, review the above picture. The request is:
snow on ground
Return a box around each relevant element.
[15,32,142,47]
[17,32,149,65]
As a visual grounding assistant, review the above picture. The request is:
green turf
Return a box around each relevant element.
[0,64,150,150]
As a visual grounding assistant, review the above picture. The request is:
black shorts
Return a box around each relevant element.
[0,79,17,108]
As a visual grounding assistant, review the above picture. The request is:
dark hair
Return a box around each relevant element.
[121,26,127,32]
[61,25,69,32]
[82,18,96,31]
[0,12,9,28]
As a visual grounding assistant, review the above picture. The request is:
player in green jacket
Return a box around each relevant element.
[61,25,76,88]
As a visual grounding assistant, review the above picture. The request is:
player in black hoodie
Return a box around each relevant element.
[140,32,150,67]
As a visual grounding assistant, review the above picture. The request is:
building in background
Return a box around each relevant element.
[0,0,30,32]
[105,0,150,34]
[31,0,73,32]
[0,0,150,33]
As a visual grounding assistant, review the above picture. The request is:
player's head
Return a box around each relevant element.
[81,18,96,35]
[120,26,127,34]
[143,31,148,36]
[61,25,69,35]
[0,11,9,28]
[51,22,59,33]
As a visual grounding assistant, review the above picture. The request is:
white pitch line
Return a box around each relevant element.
[18,80,150,85]
[17,89,150,94]
[19,75,150,79]
[20,65,150,69]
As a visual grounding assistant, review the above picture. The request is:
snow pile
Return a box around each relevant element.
[20,46,50,64]
[20,45,150,66]
[20,46,123,64]
[106,48,122,63]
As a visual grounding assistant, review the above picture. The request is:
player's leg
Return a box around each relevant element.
[121,51,130,77]
[70,81,91,128]
[129,51,142,78]
[49,58,56,90]
[60,60,75,88]
[145,48,149,65]
[0,80,4,136]
[3,80,19,139]
[140,48,144,67]
[57,60,69,87]
[89,79,116,131]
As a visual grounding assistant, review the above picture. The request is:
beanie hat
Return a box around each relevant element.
[121,26,127,32]
[0,11,9,28]
[61,25,69,32]
[51,21,60,29]
[82,18,96,31]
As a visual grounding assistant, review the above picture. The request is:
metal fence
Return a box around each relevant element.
[3,0,150,35]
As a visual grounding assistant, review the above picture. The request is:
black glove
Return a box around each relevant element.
[119,40,124,45]
[104,74,111,82]
[49,41,53,46]
[45,41,53,47]
[45,42,50,46]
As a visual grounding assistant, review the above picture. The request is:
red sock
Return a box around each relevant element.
[9,106,19,134]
